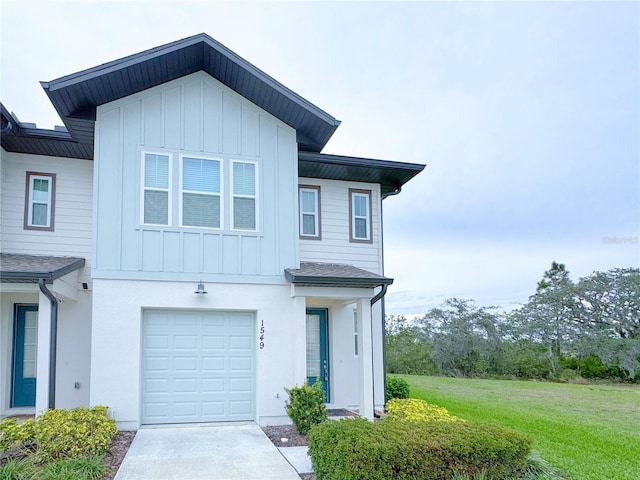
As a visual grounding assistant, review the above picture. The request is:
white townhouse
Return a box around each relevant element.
[0,34,424,429]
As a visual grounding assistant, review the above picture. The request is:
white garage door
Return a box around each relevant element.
[142,310,255,424]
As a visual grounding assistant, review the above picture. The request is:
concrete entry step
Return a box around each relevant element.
[114,423,300,480]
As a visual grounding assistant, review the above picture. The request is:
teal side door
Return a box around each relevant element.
[11,305,38,407]
[306,308,330,402]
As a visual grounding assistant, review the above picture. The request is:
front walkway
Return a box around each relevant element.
[114,423,300,480]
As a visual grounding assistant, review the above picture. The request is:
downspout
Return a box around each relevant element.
[374,184,400,415]
[38,278,58,410]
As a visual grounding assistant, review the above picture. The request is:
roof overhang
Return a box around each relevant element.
[0,254,86,283]
[1,105,92,159]
[39,33,340,153]
[285,262,393,289]
[298,151,425,197]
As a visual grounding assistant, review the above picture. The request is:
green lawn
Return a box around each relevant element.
[400,375,640,480]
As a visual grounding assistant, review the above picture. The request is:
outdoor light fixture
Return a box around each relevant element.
[194,281,208,294]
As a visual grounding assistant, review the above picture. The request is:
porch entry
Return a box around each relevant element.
[11,305,38,407]
[306,308,329,402]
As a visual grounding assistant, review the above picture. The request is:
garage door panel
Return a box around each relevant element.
[145,356,170,371]
[202,356,225,371]
[202,335,225,350]
[174,335,198,349]
[142,311,255,424]
[202,378,225,393]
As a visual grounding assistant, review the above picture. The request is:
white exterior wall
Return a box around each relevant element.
[299,178,383,274]
[0,149,93,284]
[90,278,307,429]
[93,72,298,283]
[0,284,92,416]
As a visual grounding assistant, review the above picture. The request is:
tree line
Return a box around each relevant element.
[386,263,640,382]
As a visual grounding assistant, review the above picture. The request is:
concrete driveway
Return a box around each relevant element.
[114,423,301,480]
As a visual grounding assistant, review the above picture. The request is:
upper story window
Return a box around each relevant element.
[142,152,171,226]
[181,156,222,229]
[24,172,56,231]
[232,160,258,231]
[299,185,321,239]
[349,188,372,243]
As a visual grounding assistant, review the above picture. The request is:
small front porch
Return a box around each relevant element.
[285,262,393,420]
[0,253,89,418]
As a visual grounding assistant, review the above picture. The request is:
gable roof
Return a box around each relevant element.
[40,33,340,153]
[1,33,426,191]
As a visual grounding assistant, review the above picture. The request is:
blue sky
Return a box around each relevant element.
[2,1,638,314]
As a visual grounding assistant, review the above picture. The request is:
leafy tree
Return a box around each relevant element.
[423,299,504,377]
[385,315,437,375]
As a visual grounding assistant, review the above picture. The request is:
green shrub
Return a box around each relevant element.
[308,417,532,480]
[0,406,116,463]
[386,398,459,422]
[385,376,410,402]
[284,380,327,434]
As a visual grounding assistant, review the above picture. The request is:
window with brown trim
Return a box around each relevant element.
[24,172,56,231]
[299,185,321,239]
[349,188,372,243]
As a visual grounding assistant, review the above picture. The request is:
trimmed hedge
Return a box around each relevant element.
[385,376,410,402]
[308,417,532,480]
[0,406,116,462]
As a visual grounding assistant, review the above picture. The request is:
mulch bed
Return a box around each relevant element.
[261,424,309,447]
[102,430,136,480]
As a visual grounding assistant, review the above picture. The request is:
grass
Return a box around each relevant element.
[400,375,640,480]
[0,456,107,480]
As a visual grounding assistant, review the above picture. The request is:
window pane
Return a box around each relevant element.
[301,190,316,213]
[233,162,255,195]
[32,203,48,226]
[302,213,316,235]
[33,178,49,193]
[183,157,219,193]
[234,197,255,230]
[144,154,169,188]
[354,195,367,216]
[144,190,168,224]
[355,218,367,239]
[183,193,220,228]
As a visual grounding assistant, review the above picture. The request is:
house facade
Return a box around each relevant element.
[0,34,424,429]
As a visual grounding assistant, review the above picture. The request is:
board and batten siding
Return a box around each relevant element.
[93,72,298,282]
[298,178,383,274]
[0,149,93,280]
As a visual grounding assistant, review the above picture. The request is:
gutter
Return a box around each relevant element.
[38,279,58,410]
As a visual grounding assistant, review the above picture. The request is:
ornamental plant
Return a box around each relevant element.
[308,417,532,480]
[386,398,460,422]
[284,380,327,434]
[385,376,410,402]
[0,406,117,462]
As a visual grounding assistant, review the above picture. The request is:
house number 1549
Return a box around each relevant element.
[259,320,265,349]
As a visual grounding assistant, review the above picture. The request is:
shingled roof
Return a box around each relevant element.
[285,262,393,288]
[0,253,85,283]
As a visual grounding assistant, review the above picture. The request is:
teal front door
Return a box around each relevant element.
[11,305,38,407]
[306,308,329,402]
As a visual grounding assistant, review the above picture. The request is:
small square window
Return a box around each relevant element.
[24,172,56,231]
[349,189,372,243]
[299,185,321,239]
